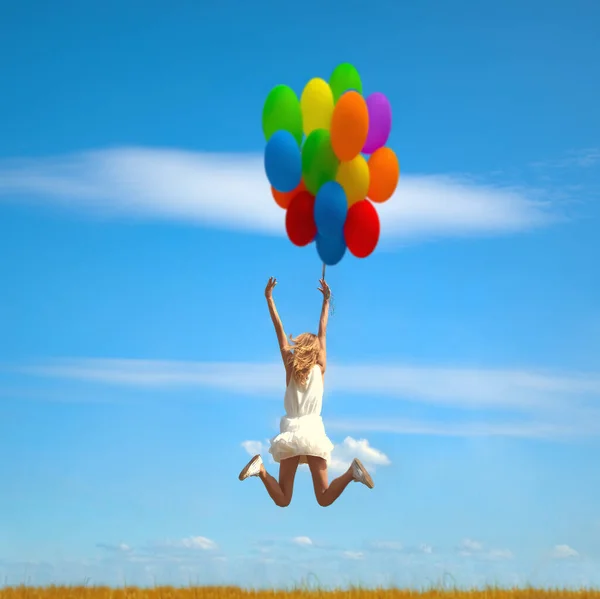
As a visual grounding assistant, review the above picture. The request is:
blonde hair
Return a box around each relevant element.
[286,332,321,386]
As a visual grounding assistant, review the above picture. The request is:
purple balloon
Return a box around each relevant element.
[362,92,392,155]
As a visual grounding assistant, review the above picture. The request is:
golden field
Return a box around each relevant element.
[0,587,599,599]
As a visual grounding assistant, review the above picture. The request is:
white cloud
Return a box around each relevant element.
[369,541,403,551]
[240,436,389,476]
[342,551,364,560]
[552,544,579,559]
[240,440,275,464]
[180,537,216,550]
[532,148,600,169]
[420,544,433,554]
[457,540,512,560]
[163,536,217,551]
[0,147,556,242]
[241,440,266,456]
[96,542,131,552]
[291,537,313,547]
[329,436,391,475]
[459,539,484,555]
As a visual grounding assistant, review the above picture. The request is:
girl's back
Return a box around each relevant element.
[284,364,323,418]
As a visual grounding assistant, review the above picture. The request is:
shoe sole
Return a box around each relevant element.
[354,458,375,489]
[238,454,261,481]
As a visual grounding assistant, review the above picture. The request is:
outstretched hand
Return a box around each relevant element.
[265,277,277,300]
[318,278,331,300]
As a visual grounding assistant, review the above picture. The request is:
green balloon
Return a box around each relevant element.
[262,85,303,146]
[329,63,363,103]
[301,129,339,195]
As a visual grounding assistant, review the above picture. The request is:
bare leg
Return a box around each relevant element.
[259,456,300,507]
[307,456,354,507]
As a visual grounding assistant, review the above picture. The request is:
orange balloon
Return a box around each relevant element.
[271,180,306,209]
[330,91,369,162]
[367,147,399,203]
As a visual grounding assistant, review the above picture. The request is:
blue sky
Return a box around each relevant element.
[1,0,600,590]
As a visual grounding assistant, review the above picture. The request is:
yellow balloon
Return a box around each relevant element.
[336,155,370,206]
[300,78,334,135]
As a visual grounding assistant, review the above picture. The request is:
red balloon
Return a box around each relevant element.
[344,199,380,258]
[286,191,317,246]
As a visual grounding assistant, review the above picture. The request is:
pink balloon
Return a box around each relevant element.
[362,92,392,155]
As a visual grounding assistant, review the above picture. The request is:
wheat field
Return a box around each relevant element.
[1,587,599,599]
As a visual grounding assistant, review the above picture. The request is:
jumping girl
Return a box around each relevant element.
[238,276,374,507]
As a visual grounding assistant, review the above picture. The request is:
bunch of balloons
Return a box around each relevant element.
[262,62,399,266]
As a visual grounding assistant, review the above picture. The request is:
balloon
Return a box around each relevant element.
[367,147,399,203]
[262,85,303,146]
[330,91,369,161]
[329,63,363,103]
[264,130,302,193]
[261,65,396,266]
[301,129,339,195]
[362,93,392,154]
[314,181,348,239]
[271,180,306,210]
[286,191,317,246]
[300,78,334,135]
[344,199,380,258]
[336,155,369,206]
[316,232,346,266]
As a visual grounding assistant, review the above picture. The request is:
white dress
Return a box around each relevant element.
[269,363,335,465]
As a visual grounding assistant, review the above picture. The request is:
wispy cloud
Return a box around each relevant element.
[532,148,600,169]
[19,359,284,395]
[326,417,599,439]
[342,551,364,560]
[0,147,557,242]
[144,536,218,553]
[457,539,513,561]
[96,542,131,553]
[93,537,221,566]
[11,357,600,439]
[168,537,217,551]
[291,537,313,547]
[17,358,600,411]
[15,358,600,440]
[459,539,484,554]
[368,541,404,552]
[488,549,514,561]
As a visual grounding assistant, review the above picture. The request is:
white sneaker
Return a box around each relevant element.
[238,455,263,481]
[351,458,374,489]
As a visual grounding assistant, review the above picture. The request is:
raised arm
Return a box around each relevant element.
[317,278,331,370]
[265,277,291,367]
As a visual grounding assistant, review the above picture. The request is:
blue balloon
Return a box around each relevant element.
[314,181,348,238]
[316,232,346,266]
[264,130,302,193]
